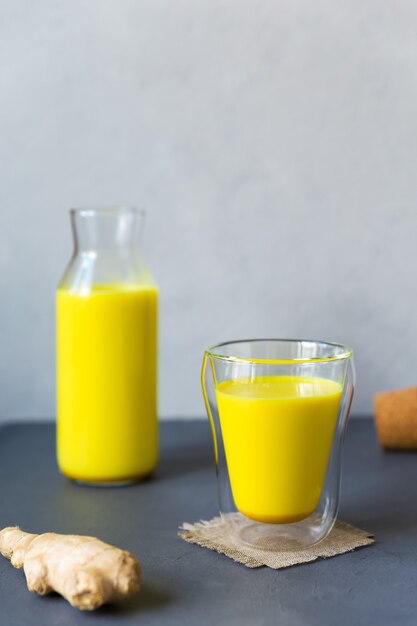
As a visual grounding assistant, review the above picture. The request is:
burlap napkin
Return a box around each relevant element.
[179,514,374,569]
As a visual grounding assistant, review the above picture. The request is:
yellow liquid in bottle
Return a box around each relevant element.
[216,376,342,523]
[56,284,158,482]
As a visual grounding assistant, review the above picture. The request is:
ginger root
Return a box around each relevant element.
[0,527,141,610]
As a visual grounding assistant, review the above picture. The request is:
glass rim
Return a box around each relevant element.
[205,338,353,365]
[70,207,145,217]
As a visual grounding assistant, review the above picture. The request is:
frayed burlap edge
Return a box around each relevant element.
[179,515,374,569]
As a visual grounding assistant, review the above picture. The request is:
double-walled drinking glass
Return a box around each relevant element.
[202,339,354,550]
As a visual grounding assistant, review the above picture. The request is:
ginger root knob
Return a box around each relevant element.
[0,527,141,610]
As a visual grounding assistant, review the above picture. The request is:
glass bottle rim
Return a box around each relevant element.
[205,338,353,365]
[70,206,145,217]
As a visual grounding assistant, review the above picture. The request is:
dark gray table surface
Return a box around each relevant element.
[0,419,416,626]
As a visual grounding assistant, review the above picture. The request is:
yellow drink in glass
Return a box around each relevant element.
[57,283,158,483]
[216,376,342,523]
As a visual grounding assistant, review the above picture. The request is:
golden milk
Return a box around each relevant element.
[57,284,158,483]
[216,376,342,523]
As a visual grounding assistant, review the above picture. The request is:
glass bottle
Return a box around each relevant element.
[56,207,158,484]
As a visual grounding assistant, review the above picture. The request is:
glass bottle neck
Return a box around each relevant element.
[59,207,153,292]
[71,207,144,254]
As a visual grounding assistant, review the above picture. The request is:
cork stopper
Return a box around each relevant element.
[374,386,417,449]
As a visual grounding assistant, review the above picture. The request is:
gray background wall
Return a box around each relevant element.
[1,0,417,421]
